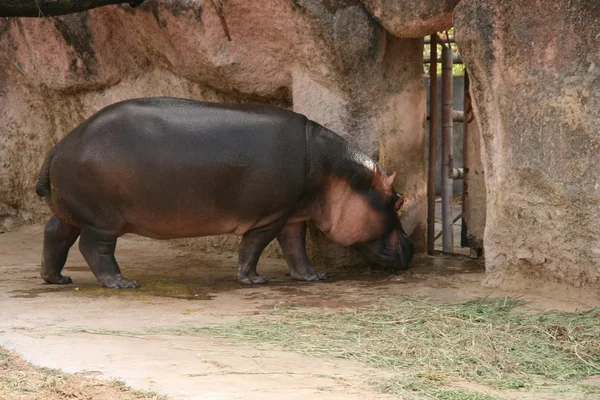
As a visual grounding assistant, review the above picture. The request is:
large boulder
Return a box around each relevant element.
[455,0,600,297]
[362,0,459,37]
[0,0,426,261]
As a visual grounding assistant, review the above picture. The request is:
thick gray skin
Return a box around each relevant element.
[37,97,413,288]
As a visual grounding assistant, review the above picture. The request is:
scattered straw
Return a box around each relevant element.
[169,296,600,399]
[0,348,166,400]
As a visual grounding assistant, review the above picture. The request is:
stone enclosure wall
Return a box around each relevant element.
[1,0,459,264]
[2,0,599,297]
[455,0,600,299]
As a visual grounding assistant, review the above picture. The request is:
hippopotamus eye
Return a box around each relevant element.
[391,192,404,211]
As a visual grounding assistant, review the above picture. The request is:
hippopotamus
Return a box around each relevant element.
[36,97,414,288]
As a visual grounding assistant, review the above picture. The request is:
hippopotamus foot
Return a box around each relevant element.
[78,225,139,289]
[41,216,80,285]
[43,274,73,285]
[239,271,270,285]
[290,267,328,282]
[276,222,327,282]
[100,275,140,289]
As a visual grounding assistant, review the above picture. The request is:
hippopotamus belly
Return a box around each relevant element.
[49,99,307,239]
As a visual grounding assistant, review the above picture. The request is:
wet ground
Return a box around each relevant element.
[0,224,592,399]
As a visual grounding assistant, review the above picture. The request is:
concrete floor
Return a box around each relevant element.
[0,224,590,400]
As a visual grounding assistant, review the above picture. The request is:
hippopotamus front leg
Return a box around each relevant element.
[238,220,289,284]
[277,222,327,281]
[41,216,80,285]
[78,226,139,288]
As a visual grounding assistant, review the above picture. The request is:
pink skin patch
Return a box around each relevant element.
[312,169,398,248]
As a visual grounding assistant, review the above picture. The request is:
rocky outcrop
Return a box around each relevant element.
[455,0,600,295]
[363,0,459,37]
[0,0,431,262]
[0,0,144,17]
[462,95,486,255]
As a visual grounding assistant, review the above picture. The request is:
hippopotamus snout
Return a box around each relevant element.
[356,226,414,270]
[397,229,415,269]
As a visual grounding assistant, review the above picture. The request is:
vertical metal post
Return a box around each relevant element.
[461,71,470,248]
[427,34,437,255]
[441,44,454,252]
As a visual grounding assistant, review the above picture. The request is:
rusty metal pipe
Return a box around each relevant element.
[424,37,455,44]
[427,34,438,255]
[434,212,463,241]
[441,44,454,252]
[461,72,471,248]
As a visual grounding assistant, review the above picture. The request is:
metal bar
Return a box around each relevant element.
[423,53,464,64]
[424,37,455,44]
[427,34,438,255]
[461,72,471,248]
[434,213,463,241]
[441,44,454,252]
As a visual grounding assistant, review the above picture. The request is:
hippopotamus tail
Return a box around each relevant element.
[36,147,57,198]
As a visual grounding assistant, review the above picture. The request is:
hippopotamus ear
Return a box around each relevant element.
[373,170,396,194]
[383,172,396,190]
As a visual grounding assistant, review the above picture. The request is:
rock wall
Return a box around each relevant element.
[455,0,600,296]
[363,0,459,37]
[1,0,457,263]
[461,94,485,254]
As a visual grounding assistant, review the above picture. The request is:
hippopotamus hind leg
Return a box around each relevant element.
[237,220,289,285]
[78,225,139,288]
[277,222,327,281]
[41,216,80,285]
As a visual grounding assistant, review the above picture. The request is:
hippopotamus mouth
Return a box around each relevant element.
[355,228,414,270]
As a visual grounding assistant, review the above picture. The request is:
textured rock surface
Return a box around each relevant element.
[0,0,427,264]
[462,100,486,253]
[455,0,600,292]
[363,0,459,37]
[459,75,486,254]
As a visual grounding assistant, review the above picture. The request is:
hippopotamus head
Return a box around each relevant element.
[315,163,414,270]
[352,171,414,270]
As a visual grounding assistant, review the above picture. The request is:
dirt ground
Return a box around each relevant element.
[0,224,596,400]
[0,347,165,400]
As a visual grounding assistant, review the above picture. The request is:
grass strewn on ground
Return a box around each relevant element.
[0,348,166,400]
[166,296,600,399]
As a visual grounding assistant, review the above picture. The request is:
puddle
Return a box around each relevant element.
[9,277,242,301]
[9,273,383,302]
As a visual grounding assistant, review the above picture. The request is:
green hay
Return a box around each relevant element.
[168,296,600,399]
[378,375,504,400]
